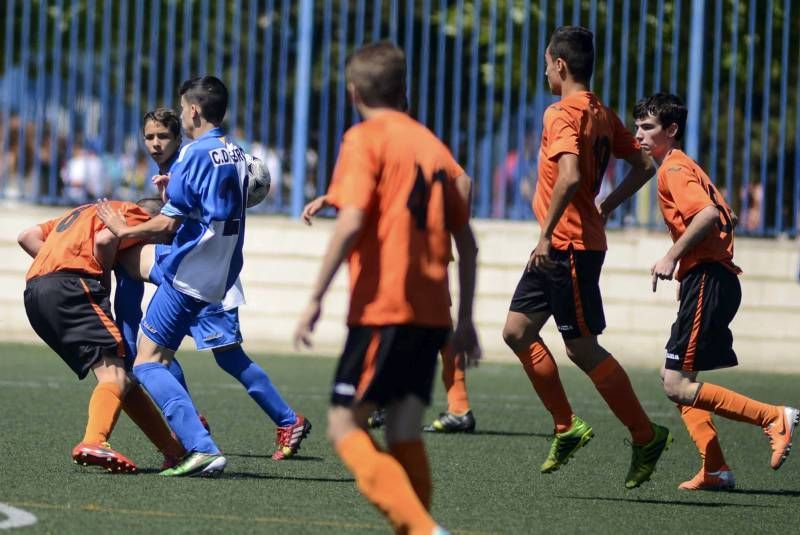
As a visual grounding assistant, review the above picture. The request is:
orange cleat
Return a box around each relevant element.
[678,465,735,491]
[764,406,799,470]
[71,442,137,473]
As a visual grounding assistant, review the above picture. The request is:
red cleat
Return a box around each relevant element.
[71,442,137,473]
[272,414,312,460]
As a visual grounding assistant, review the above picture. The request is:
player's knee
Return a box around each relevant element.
[661,375,692,404]
[502,324,531,352]
[326,406,358,444]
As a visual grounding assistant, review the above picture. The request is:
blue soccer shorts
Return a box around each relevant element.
[148,249,242,351]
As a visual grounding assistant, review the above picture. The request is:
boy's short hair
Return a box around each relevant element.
[136,196,165,216]
[345,41,407,108]
[548,26,594,83]
[142,107,180,138]
[179,76,228,125]
[633,92,688,141]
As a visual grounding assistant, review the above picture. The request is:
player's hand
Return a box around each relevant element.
[152,174,170,189]
[293,299,322,349]
[152,174,170,203]
[527,235,556,272]
[450,320,482,368]
[597,203,610,226]
[651,254,677,292]
[95,198,128,237]
[301,195,329,226]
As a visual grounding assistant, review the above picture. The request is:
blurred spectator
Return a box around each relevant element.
[60,138,105,203]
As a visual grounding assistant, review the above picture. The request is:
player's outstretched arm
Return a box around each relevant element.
[301,195,330,226]
[598,149,655,221]
[96,199,181,240]
[17,225,45,258]
[651,204,719,292]
[451,222,481,367]
[530,153,581,271]
[294,206,365,349]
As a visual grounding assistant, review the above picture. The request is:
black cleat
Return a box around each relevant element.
[423,410,476,433]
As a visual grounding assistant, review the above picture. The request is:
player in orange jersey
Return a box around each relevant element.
[294,42,479,534]
[302,177,477,434]
[634,92,798,490]
[18,200,186,472]
[500,26,670,488]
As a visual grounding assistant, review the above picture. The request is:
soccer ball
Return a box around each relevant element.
[245,153,270,208]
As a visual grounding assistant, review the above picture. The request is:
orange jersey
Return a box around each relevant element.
[657,149,741,281]
[326,110,470,328]
[26,201,150,281]
[533,91,639,251]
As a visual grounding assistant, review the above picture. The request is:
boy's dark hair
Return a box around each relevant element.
[179,76,228,125]
[142,107,180,138]
[633,92,688,141]
[548,26,594,83]
[136,196,165,216]
[345,41,407,108]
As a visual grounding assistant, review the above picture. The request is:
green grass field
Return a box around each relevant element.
[2,342,799,534]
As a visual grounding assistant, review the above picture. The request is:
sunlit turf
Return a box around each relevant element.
[1,342,799,533]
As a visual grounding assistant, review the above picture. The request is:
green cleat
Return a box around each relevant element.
[159,452,227,477]
[540,415,594,474]
[625,423,672,489]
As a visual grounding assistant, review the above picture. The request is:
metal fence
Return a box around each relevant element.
[1,0,799,235]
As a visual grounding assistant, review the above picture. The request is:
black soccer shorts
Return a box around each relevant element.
[24,272,124,380]
[331,324,450,407]
[664,262,740,372]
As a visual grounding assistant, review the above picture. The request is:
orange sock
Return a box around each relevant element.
[515,341,572,432]
[441,346,470,415]
[336,429,436,535]
[692,382,780,427]
[389,440,432,510]
[588,357,653,445]
[122,383,186,458]
[82,382,123,444]
[678,404,726,472]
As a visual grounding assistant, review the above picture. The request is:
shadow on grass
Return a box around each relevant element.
[225,471,354,483]
[728,489,800,498]
[559,495,775,508]
[224,452,324,462]
[466,430,552,438]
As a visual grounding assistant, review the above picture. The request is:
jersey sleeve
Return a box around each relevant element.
[326,127,379,211]
[165,149,201,216]
[609,111,640,158]
[663,165,714,220]
[544,107,579,161]
[38,218,60,240]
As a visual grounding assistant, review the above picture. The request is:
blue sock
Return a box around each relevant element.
[213,346,297,427]
[168,358,191,393]
[113,268,144,367]
[133,362,219,454]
